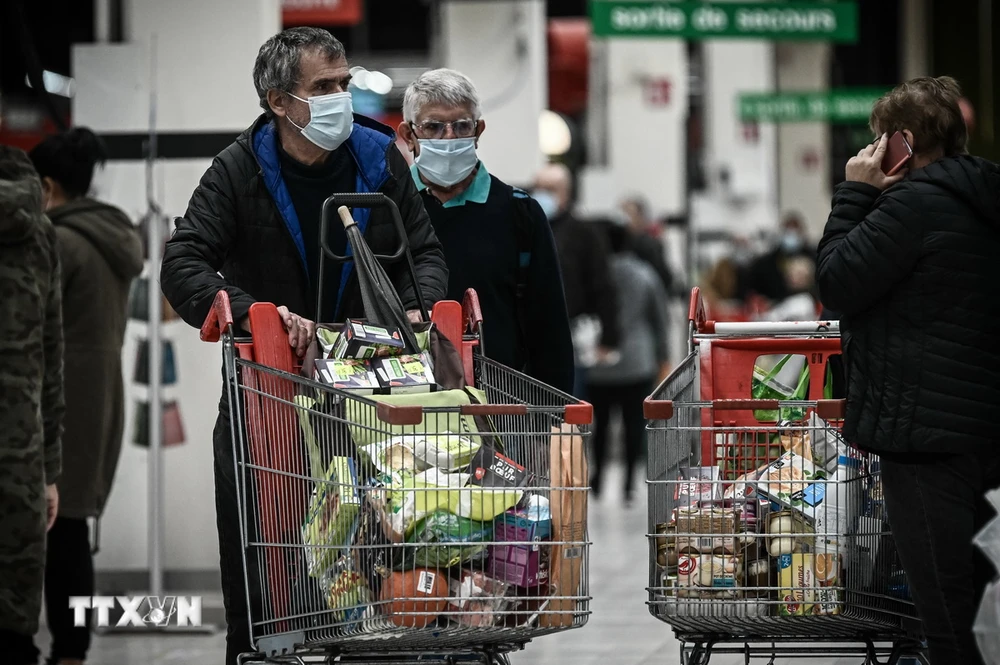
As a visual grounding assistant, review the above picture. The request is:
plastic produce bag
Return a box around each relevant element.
[397,510,493,570]
[360,433,482,475]
[752,354,810,421]
[976,579,1000,664]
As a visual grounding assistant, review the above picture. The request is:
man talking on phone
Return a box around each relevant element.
[816,76,1000,665]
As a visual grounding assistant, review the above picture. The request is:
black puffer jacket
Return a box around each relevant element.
[162,114,447,328]
[817,156,1000,454]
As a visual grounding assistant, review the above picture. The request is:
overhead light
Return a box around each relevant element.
[24,70,75,98]
[539,109,572,156]
[350,66,393,96]
[367,71,393,96]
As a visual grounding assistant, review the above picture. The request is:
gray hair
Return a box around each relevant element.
[402,68,481,123]
[253,27,346,116]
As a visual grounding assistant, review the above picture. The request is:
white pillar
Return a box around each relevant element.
[701,41,779,233]
[901,0,930,81]
[440,0,547,185]
[579,38,687,219]
[775,42,832,240]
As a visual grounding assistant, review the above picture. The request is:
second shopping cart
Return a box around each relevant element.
[643,288,925,665]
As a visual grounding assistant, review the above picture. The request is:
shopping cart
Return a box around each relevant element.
[199,201,591,665]
[642,288,925,665]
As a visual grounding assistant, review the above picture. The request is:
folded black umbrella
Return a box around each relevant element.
[336,205,420,353]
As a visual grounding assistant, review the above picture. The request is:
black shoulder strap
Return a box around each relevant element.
[509,187,534,369]
[510,187,534,294]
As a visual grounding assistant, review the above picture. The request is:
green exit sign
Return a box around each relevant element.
[739,89,886,123]
[590,1,859,43]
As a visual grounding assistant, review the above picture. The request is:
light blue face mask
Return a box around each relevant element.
[287,91,353,151]
[532,190,559,220]
[414,138,478,187]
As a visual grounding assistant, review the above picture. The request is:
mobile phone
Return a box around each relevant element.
[881,131,913,176]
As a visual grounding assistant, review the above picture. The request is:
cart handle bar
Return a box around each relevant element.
[376,401,594,426]
[643,398,846,421]
[201,290,235,343]
[686,286,838,335]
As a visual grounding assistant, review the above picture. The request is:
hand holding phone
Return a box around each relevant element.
[845,133,910,190]
[881,131,913,176]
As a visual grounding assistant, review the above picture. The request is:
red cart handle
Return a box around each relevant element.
[201,290,235,342]
[463,288,483,333]
[643,398,846,421]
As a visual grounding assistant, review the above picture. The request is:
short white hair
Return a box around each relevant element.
[402,68,481,123]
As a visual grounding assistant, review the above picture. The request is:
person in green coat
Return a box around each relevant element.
[0,145,64,665]
[29,128,144,664]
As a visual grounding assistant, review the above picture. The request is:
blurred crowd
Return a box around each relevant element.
[700,212,821,324]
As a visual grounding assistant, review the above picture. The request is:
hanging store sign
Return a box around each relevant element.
[590,1,858,43]
[738,89,886,123]
[283,0,362,27]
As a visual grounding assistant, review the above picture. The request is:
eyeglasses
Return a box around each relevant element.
[410,119,478,140]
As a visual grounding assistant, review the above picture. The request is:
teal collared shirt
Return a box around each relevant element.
[410,161,491,208]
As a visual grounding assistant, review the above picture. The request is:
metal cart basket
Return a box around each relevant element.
[643,288,924,664]
[201,287,591,665]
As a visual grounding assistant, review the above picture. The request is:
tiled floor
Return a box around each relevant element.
[35,464,908,664]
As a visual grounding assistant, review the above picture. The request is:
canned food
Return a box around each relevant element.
[767,509,814,557]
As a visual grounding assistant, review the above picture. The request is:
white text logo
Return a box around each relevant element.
[68,596,202,628]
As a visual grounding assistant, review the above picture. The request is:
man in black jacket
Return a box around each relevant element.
[532,163,619,397]
[160,28,446,665]
[817,76,1000,665]
[398,69,575,394]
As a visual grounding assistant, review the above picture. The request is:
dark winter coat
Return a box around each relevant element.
[0,147,64,636]
[161,114,448,332]
[549,211,620,349]
[50,198,143,518]
[816,156,1000,454]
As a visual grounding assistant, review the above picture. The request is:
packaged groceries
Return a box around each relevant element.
[360,433,481,476]
[373,353,436,394]
[676,466,722,506]
[332,320,406,359]
[777,552,841,616]
[767,509,814,558]
[399,510,492,570]
[676,555,742,596]
[380,568,449,628]
[674,505,739,555]
[302,456,362,577]
[489,520,551,587]
[755,451,825,514]
[323,557,374,627]
[448,571,510,627]
[314,358,380,393]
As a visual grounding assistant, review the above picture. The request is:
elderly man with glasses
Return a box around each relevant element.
[398,69,574,394]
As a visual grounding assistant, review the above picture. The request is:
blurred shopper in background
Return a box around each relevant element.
[817,76,1000,665]
[533,163,618,397]
[0,146,64,665]
[29,128,143,665]
[619,194,673,294]
[587,220,669,503]
[160,27,447,664]
[746,211,813,303]
[759,256,817,322]
[399,69,574,394]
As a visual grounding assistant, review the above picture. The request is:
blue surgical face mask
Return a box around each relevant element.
[532,190,559,220]
[781,232,803,254]
[287,91,353,151]
[414,138,478,187]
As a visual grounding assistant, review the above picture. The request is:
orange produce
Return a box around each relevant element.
[380,568,448,628]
